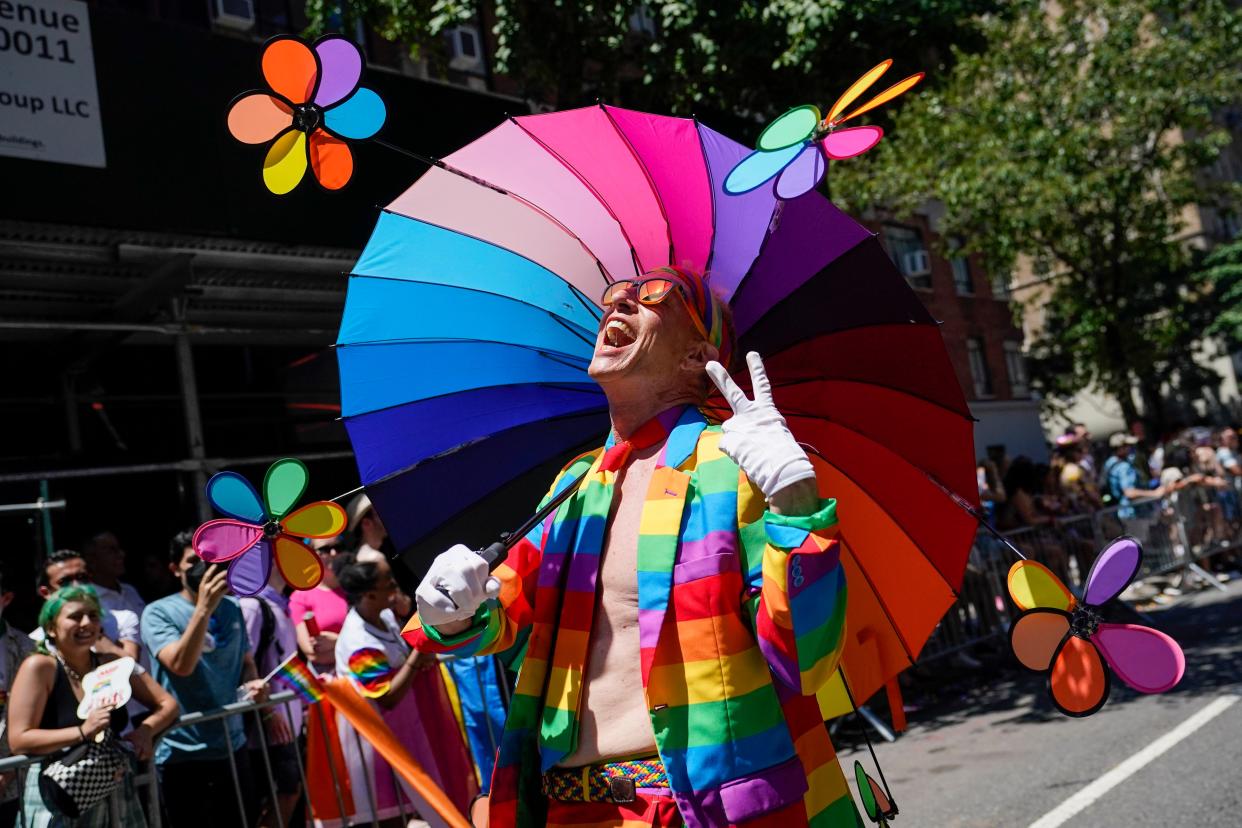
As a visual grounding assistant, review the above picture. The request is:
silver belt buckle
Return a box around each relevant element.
[608,777,636,804]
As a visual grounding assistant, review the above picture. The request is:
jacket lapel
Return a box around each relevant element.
[637,408,707,685]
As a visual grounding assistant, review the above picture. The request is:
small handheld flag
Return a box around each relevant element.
[269,652,324,703]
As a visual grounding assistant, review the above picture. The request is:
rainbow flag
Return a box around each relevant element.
[273,653,324,703]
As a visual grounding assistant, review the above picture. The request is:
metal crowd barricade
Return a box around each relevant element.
[916,498,1239,666]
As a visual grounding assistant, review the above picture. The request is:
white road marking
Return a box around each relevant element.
[1027,694,1240,828]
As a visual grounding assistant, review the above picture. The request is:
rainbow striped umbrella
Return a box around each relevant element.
[336,106,978,689]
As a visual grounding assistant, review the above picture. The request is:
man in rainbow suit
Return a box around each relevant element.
[405,266,859,828]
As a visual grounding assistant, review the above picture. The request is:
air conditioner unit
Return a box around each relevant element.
[211,0,255,30]
[901,249,932,277]
[448,26,484,73]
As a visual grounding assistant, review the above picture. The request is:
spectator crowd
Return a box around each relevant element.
[0,494,494,828]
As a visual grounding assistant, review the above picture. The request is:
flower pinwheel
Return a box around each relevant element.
[724,60,923,199]
[192,458,347,595]
[226,35,386,195]
[1008,537,1185,717]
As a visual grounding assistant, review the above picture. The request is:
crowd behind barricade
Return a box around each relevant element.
[0,494,502,828]
[927,421,1242,671]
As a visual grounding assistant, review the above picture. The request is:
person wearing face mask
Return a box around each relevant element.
[8,584,178,827]
[139,530,268,826]
[407,267,854,828]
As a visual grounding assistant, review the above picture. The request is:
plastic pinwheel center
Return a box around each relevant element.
[262,520,282,539]
[291,104,322,133]
[1069,603,1101,640]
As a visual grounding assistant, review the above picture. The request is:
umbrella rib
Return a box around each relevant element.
[599,104,677,267]
[378,136,619,285]
[797,439,966,595]
[365,408,610,488]
[730,229,876,328]
[337,382,605,423]
[510,116,643,279]
[362,216,603,323]
[691,120,720,277]
[834,529,919,668]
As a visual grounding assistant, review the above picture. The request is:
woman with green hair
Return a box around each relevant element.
[7,584,179,827]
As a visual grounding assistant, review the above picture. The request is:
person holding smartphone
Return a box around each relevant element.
[139,530,268,826]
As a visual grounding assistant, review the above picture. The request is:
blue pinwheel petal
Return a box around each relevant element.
[324,88,386,140]
[206,472,267,523]
[723,143,804,195]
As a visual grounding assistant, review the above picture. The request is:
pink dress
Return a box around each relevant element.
[331,608,476,824]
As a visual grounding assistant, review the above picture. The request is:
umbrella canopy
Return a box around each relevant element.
[336,105,978,700]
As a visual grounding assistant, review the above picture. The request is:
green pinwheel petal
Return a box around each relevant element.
[757,105,820,151]
[855,761,879,820]
[263,458,309,519]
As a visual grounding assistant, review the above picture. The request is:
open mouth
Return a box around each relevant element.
[603,319,637,348]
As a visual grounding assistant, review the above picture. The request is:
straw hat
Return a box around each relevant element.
[346,492,374,533]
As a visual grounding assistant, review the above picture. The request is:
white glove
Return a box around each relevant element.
[414,544,502,627]
[706,351,816,501]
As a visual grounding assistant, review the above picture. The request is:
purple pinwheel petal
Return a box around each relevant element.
[775,145,826,200]
[227,540,272,596]
[1094,622,1184,693]
[314,37,363,107]
[1084,537,1143,606]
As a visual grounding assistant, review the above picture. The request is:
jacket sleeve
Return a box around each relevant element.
[402,452,597,656]
[737,458,847,695]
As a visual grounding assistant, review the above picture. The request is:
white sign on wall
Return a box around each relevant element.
[0,0,105,167]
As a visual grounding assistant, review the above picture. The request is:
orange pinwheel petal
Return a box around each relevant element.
[1050,636,1109,716]
[1008,559,1075,611]
[836,72,925,125]
[309,129,354,190]
[1011,609,1070,671]
[274,535,325,590]
[262,37,318,104]
[227,93,292,144]
[826,60,892,124]
[282,501,347,539]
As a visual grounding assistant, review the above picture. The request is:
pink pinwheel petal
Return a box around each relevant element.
[775,145,825,199]
[1083,537,1143,606]
[1094,622,1185,693]
[821,125,884,160]
[227,541,272,596]
[193,520,263,563]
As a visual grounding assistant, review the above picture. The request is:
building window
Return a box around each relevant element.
[883,224,932,289]
[967,338,994,398]
[949,238,973,295]
[1004,341,1029,397]
[992,270,1012,300]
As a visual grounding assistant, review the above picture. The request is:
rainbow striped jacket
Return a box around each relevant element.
[405,407,859,828]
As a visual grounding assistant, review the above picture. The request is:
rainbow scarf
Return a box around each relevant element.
[273,653,324,703]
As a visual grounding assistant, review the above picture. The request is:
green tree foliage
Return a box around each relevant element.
[834,0,1242,429]
[1206,238,1242,346]
[306,1,996,118]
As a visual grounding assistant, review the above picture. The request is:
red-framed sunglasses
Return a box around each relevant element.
[600,277,710,341]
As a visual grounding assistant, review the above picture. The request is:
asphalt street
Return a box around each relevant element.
[837,578,1242,827]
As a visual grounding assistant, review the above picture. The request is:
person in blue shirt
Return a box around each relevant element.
[140,530,268,826]
[1103,432,1166,522]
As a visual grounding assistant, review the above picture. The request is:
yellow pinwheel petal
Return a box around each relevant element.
[1008,560,1075,612]
[263,129,307,195]
[826,60,892,124]
[274,536,325,590]
[835,72,924,125]
[281,501,347,539]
